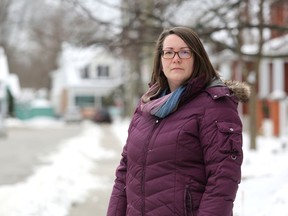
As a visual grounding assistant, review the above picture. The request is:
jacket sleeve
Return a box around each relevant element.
[197,103,243,216]
[107,144,128,216]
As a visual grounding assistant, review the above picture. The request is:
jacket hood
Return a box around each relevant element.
[208,78,251,103]
[223,80,251,103]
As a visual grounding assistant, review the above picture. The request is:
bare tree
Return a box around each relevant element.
[0,0,16,71]
[0,0,12,47]
[0,0,105,89]
[191,0,288,149]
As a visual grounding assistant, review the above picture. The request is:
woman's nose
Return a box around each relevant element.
[172,53,181,62]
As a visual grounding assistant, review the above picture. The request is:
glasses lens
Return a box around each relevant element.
[162,50,174,59]
[179,50,192,59]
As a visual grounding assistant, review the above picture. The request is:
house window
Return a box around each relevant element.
[97,65,109,78]
[81,66,89,79]
[75,96,95,107]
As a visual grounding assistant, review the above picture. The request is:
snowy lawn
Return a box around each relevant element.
[1,117,288,216]
[234,134,288,216]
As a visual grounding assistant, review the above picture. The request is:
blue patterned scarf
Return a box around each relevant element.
[140,84,185,118]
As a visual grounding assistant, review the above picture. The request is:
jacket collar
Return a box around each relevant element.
[180,74,208,104]
[180,76,250,104]
[206,78,250,103]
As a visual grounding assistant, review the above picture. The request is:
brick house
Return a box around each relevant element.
[213,0,288,136]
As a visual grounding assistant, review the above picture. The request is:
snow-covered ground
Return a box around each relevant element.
[234,134,288,216]
[0,118,118,216]
[1,117,287,216]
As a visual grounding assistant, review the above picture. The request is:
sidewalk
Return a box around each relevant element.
[68,124,123,216]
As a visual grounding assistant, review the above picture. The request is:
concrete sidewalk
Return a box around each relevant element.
[68,124,123,216]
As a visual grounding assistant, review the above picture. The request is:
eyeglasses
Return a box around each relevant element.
[161,50,192,59]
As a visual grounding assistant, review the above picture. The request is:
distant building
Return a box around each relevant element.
[0,47,21,136]
[51,44,125,119]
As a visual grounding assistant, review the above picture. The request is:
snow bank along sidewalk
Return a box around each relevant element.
[234,134,288,216]
[0,122,116,216]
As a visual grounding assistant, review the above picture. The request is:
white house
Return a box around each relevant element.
[51,44,125,119]
[0,47,21,136]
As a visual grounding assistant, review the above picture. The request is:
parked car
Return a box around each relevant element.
[92,108,112,124]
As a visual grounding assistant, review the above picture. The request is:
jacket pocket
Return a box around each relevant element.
[184,185,194,216]
[216,121,242,159]
[216,121,241,135]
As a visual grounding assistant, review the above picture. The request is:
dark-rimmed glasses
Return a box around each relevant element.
[161,50,192,59]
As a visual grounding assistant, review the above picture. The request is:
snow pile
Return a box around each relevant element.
[0,124,114,216]
[6,117,65,129]
[234,134,288,216]
[111,117,130,145]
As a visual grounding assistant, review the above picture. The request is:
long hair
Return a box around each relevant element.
[150,26,219,89]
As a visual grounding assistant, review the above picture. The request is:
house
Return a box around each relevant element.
[0,47,20,136]
[213,0,288,136]
[51,44,125,120]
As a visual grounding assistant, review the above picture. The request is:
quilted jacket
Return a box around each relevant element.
[107,76,250,216]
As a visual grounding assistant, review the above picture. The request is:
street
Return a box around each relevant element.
[0,124,83,185]
[0,120,124,216]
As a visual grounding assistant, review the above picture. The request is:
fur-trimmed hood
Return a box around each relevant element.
[223,80,251,103]
[208,78,251,103]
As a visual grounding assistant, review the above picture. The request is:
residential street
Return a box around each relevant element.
[0,124,83,185]
[0,120,124,216]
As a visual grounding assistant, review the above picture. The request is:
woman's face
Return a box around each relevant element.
[161,34,194,92]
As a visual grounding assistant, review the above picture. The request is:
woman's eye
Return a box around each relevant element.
[164,51,173,55]
[182,50,190,54]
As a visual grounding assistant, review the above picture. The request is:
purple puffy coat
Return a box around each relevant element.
[107,77,250,216]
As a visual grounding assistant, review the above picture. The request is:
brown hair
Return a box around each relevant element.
[151,26,219,89]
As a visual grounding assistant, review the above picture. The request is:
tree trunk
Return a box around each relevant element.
[124,51,143,117]
[249,76,258,150]
[249,0,265,150]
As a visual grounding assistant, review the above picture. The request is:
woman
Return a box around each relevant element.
[107,26,250,216]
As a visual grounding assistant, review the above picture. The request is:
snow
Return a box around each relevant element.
[0,47,9,80]
[30,98,52,108]
[1,117,288,216]
[263,34,288,55]
[0,119,115,216]
[7,73,21,98]
[234,135,288,216]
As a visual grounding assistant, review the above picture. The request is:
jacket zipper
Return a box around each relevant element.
[141,117,161,216]
[184,185,194,216]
